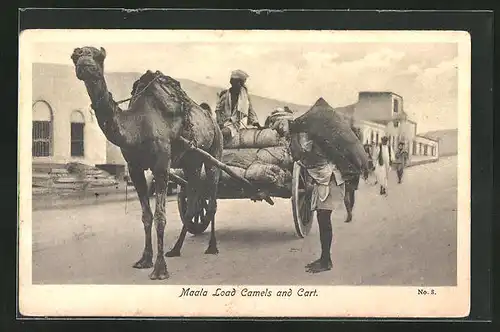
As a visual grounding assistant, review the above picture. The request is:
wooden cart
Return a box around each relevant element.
[170,137,315,238]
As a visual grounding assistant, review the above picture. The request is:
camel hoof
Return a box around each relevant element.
[149,258,169,280]
[204,247,219,255]
[165,249,181,257]
[149,270,170,280]
[133,255,153,269]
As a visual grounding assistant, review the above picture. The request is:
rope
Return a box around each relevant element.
[127,73,163,105]
[257,147,286,168]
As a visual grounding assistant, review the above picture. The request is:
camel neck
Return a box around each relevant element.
[84,78,126,147]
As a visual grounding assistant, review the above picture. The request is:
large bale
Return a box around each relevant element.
[222,146,293,170]
[244,162,289,187]
[222,148,259,168]
[256,146,294,170]
[292,97,370,175]
[225,128,282,149]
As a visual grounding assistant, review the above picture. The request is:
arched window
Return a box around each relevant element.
[70,111,85,157]
[32,100,53,157]
[376,132,379,145]
[370,131,374,144]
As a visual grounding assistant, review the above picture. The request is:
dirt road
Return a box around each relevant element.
[31,156,457,286]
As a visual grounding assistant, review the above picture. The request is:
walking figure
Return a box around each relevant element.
[393,142,409,184]
[343,126,363,223]
[373,136,392,196]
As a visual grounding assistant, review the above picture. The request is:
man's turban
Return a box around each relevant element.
[230,69,249,82]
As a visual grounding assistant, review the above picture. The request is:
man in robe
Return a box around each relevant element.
[215,70,260,141]
[290,128,345,273]
[373,136,393,195]
[393,141,409,184]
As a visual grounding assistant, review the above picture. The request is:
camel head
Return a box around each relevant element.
[71,46,107,81]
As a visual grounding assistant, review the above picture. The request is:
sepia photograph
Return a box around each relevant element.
[18,29,471,318]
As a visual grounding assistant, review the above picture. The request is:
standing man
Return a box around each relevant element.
[343,126,362,223]
[215,70,260,142]
[290,129,345,273]
[373,136,392,196]
[393,141,409,184]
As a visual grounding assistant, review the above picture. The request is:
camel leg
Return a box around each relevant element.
[204,162,221,255]
[165,225,188,257]
[166,157,203,257]
[129,165,154,269]
[149,154,170,280]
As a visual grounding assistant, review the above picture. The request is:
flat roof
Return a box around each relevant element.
[358,91,403,99]
[416,134,439,143]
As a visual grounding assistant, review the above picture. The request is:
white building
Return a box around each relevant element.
[335,91,439,162]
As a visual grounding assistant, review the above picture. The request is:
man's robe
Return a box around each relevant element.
[215,87,258,135]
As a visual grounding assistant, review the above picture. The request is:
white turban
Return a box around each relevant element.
[230,69,249,82]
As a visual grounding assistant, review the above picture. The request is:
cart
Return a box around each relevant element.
[169,136,315,238]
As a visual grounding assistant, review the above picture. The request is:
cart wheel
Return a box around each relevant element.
[177,187,211,235]
[291,161,314,238]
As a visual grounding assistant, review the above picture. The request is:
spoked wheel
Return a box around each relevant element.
[177,186,211,235]
[291,162,314,238]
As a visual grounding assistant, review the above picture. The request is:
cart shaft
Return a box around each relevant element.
[178,136,275,205]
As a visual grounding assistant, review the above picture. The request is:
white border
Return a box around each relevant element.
[18,30,471,318]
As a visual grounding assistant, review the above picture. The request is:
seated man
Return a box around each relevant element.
[215,70,260,141]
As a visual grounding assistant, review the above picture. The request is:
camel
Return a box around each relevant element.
[71,46,223,280]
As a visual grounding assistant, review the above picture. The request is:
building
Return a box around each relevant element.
[31,63,136,176]
[336,91,439,162]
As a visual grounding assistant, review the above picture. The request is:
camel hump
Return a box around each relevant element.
[132,70,182,95]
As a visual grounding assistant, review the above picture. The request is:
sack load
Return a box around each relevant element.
[222,148,259,169]
[255,146,294,170]
[224,128,283,149]
[244,162,291,188]
[292,97,370,175]
[269,117,292,137]
[265,111,294,131]
[221,146,294,170]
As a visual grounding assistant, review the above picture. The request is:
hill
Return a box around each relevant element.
[421,128,458,156]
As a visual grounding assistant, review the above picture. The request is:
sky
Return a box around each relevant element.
[32,38,460,133]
